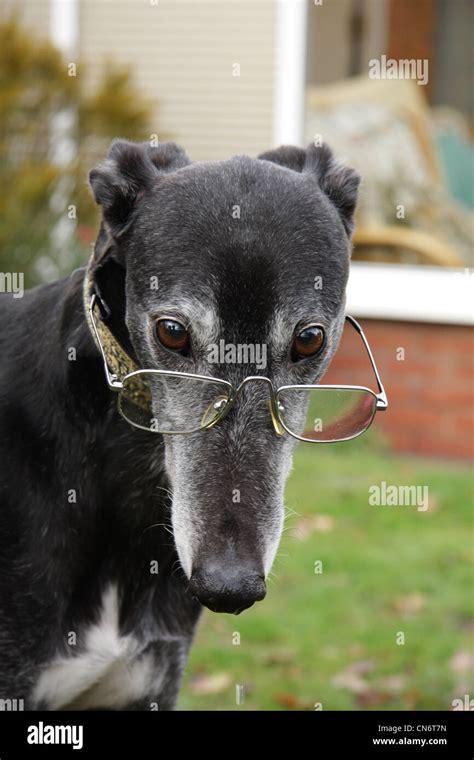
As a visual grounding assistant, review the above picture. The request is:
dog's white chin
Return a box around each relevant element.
[262,514,285,578]
[172,532,193,580]
[175,548,192,579]
[170,499,196,579]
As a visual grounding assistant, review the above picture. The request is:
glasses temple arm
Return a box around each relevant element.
[345,315,388,410]
[89,294,123,391]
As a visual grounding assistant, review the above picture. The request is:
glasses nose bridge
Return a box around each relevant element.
[230,375,276,412]
[232,375,284,436]
[235,375,274,397]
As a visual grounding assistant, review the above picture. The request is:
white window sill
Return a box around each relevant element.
[346,262,474,325]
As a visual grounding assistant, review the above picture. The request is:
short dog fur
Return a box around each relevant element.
[0,140,359,710]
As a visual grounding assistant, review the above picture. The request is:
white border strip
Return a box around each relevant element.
[273,0,308,147]
[346,262,474,325]
[50,0,78,56]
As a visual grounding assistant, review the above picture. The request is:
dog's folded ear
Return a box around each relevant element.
[89,140,190,238]
[258,143,360,236]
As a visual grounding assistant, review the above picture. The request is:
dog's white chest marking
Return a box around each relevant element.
[32,585,160,710]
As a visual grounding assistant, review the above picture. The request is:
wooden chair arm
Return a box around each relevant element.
[353,226,463,267]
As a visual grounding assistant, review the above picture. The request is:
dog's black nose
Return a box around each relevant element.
[189,566,266,614]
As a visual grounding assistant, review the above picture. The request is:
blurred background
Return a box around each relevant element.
[0,0,472,709]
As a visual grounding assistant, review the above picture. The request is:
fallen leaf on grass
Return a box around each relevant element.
[458,616,474,633]
[356,689,392,707]
[450,651,474,674]
[291,514,335,540]
[403,688,422,709]
[332,660,376,694]
[190,672,232,695]
[333,671,367,694]
[347,643,366,658]
[274,692,300,709]
[347,659,376,675]
[263,648,297,666]
[394,592,426,616]
[274,692,316,710]
[377,675,407,692]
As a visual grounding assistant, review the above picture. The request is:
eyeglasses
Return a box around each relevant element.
[89,295,388,443]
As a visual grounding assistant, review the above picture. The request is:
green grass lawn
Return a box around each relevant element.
[179,434,474,710]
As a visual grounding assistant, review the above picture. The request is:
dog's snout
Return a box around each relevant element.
[189,565,266,614]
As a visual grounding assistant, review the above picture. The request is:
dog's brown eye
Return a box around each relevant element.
[292,324,325,361]
[156,319,190,354]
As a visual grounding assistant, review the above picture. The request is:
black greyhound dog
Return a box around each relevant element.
[0,140,359,710]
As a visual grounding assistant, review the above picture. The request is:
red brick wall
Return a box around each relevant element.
[323,319,474,460]
[388,0,436,99]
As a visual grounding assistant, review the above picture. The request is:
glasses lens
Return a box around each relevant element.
[119,372,231,433]
[276,387,377,442]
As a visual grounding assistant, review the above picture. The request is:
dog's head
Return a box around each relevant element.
[89,140,359,613]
